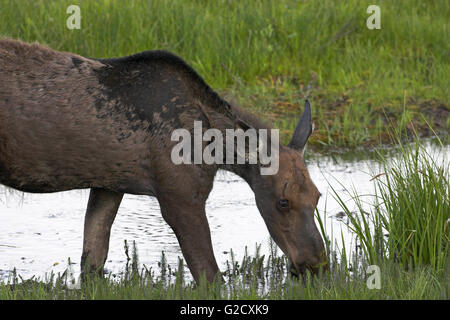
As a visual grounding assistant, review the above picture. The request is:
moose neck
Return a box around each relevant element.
[219,162,261,190]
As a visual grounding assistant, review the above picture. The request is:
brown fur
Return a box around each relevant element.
[0,38,153,194]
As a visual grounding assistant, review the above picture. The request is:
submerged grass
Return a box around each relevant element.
[0,0,448,149]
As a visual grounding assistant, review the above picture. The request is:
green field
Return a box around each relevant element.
[0,0,448,300]
[0,0,448,150]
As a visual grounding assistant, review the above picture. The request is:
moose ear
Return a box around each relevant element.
[288,100,312,150]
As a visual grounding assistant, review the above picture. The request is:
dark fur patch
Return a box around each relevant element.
[93,50,268,130]
[72,57,84,68]
[96,50,227,113]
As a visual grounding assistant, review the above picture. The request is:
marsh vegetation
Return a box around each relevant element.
[0,0,448,299]
[1,135,448,300]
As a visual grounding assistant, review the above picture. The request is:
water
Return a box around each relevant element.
[0,142,447,282]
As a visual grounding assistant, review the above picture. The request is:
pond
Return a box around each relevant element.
[0,141,447,282]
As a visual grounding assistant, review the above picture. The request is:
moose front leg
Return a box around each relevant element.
[81,188,123,277]
[159,196,220,283]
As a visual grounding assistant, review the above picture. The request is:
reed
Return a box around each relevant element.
[329,133,449,271]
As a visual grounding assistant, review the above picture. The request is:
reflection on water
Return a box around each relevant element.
[0,142,447,281]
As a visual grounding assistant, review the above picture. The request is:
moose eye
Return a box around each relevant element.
[277,199,290,211]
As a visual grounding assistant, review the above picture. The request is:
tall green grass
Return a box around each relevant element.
[331,135,449,272]
[0,0,448,148]
[378,142,448,270]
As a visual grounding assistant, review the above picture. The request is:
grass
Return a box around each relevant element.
[0,0,448,150]
[0,0,448,299]
[330,132,449,272]
[1,240,447,300]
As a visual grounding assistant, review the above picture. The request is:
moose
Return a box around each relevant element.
[0,38,328,283]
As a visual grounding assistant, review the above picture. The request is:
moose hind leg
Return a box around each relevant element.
[81,188,123,276]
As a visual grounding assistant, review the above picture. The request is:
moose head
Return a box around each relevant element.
[249,100,328,277]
